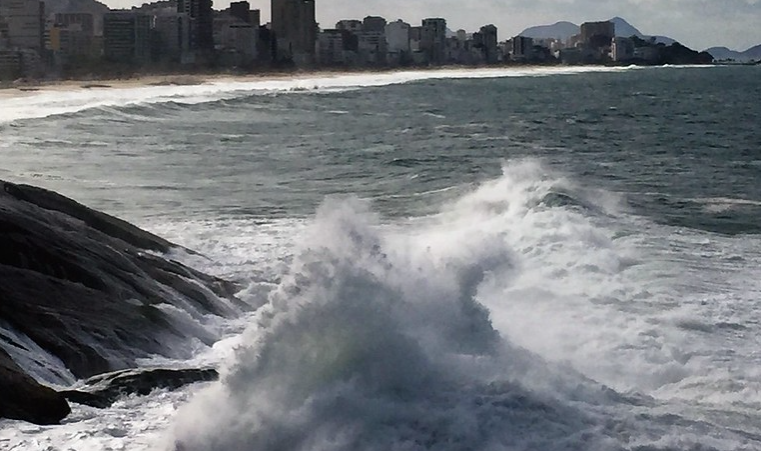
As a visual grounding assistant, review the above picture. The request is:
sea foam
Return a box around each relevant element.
[168,162,747,451]
[169,196,599,450]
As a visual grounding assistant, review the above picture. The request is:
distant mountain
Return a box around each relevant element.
[608,17,675,45]
[519,21,579,41]
[608,16,642,39]
[706,47,742,61]
[519,17,675,45]
[706,44,761,62]
[748,44,761,59]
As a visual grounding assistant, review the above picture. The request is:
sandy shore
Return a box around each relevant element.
[0,74,225,99]
[0,64,657,101]
[0,71,325,99]
[0,68,401,100]
[0,66,489,100]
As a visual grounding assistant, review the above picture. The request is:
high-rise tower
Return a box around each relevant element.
[0,0,44,51]
[421,18,446,64]
[271,0,315,65]
[177,0,213,54]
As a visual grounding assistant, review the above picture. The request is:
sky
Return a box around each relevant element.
[112,0,761,51]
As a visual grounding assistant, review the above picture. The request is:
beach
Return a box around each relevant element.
[0,64,616,99]
[0,74,234,99]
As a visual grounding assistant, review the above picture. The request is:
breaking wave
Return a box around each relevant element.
[168,161,749,451]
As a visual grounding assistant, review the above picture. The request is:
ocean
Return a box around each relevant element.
[1,65,760,450]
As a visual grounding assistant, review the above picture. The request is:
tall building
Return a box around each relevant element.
[53,13,94,36]
[216,20,258,66]
[177,0,213,53]
[249,9,261,28]
[511,35,533,61]
[580,21,614,50]
[229,1,251,24]
[479,24,498,64]
[409,25,423,62]
[49,13,95,59]
[421,17,446,64]
[362,16,386,33]
[271,0,315,65]
[0,17,10,48]
[356,30,385,65]
[611,36,634,62]
[153,12,192,62]
[335,19,361,33]
[0,0,44,51]
[0,48,19,78]
[385,20,409,65]
[103,11,152,63]
[385,20,409,53]
[228,1,260,27]
[316,28,348,65]
[256,25,276,64]
[0,47,40,78]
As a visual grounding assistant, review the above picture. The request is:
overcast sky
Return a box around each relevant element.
[111,0,761,50]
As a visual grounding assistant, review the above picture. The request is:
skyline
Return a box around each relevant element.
[99,0,761,51]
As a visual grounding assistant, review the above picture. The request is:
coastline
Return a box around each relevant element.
[0,74,229,99]
[0,63,729,102]
[0,67,489,99]
[0,69,392,99]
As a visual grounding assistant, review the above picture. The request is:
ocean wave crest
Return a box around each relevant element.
[168,162,750,450]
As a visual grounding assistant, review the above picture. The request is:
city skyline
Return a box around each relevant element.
[98,0,761,51]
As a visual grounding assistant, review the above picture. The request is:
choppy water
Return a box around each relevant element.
[1,65,760,450]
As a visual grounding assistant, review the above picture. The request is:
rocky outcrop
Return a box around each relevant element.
[0,348,71,424]
[0,180,248,424]
[61,367,219,408]
[658,42,714,65]
[2,181,174,253]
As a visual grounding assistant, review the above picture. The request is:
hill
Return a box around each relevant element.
[706,44,761,62]
[519,21,579,41]
[748,44,761,59]
[608,17,675,45]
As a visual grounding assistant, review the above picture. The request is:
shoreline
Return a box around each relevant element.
[0,74,229,99]
[0,66,513,99]
[0,63,728,101]
[0,69,412,98]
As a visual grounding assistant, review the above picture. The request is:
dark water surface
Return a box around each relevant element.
[2,66,759,233]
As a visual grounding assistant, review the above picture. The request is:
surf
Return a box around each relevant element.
[168,161,750,450]
[1,66,653,124]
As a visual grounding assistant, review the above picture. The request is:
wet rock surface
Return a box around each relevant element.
[0,348,71,425]
[0,180,246,424]
[61,367,219,408]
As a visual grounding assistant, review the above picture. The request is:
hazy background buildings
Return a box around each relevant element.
[0,0,729,81]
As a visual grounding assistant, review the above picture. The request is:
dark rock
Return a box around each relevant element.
[628,37,714,65]
[0,179,249,422]
[61,367,219,408]
[2,181,173,253]
[659,42,714,65]
[0,348,71,425]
